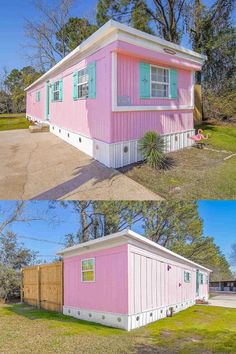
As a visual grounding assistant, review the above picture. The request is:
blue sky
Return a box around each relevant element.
[0,0,222,72]
[0,201,235,270]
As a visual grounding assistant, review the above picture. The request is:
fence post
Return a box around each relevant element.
[20,269,24,303]
[37,266,41,309]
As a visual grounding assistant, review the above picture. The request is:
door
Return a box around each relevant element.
[196,270,199,296]
[45,82,50,120]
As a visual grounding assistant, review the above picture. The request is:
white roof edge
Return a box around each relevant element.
[57,229,212,272]
[25,19,206,92]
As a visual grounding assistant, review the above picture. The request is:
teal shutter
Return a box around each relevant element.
[73,72,78,100]
[88,61,96,98]
[59,79,63,101]
[139,62,150,98]
[50,84,54,102]
[169,69,178,99]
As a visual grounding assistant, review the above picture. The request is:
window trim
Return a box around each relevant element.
[77,66,89,100]
[81,257,95,283]
[52,81,60,102]
[150,64,170,99]
[200,273,204,284]
[184,270,191,283]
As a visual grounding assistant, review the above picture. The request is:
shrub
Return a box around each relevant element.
[139,131,167,169]
[0,265,21,302]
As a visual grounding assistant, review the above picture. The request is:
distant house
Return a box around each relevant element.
[210,280,236,292]
[25,20,206,168]
[58,229,211,330]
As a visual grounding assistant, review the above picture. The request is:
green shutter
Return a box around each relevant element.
[170,69,178,99]
[50,84,54,102]
[139,62,150,98]
[73,72,78,100]
[88,61,96,99]
[59,79,63,101]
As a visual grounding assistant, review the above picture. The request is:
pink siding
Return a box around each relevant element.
[128,247,209,315]
[26,39,200,144]
[27,45,112,143]
[64,244,128,314]
[117,53,192,107]
[111,110,193,142]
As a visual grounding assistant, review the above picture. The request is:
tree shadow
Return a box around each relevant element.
[6,303,124,334]
[31,159,118,200]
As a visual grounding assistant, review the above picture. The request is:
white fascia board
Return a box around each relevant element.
[112,20,206,62]
[25,20,206,92]
[57,229,212,273]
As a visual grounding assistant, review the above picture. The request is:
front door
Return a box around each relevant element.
[196,270,199,296]
[45,82,50,120]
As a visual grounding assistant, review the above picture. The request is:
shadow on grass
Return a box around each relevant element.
[6,303,124,335]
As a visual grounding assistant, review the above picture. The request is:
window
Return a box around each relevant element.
[81,258,95,282]
[151,66,169,98]
[52,81,60,101]
[200,273,204,284]
[184,271,191,283]
[206,275,209,284]
[36,91,40,102]
[77,67,88,99]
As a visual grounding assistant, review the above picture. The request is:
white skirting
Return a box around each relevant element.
[26,115,195,168]
[63,299,196,331]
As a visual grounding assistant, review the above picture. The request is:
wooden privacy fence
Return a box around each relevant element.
[21,262,64,312]
[194,84,202,122]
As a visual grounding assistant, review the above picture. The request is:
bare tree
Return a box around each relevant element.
[24,0,73,71]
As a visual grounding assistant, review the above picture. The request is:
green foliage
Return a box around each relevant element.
[0,231,37,270]
[61,201,232,280]
[0,265,20,301]
[139,131,167,169]
[203,87,236,121]
[1,66,42,113]
[55,18,98,54]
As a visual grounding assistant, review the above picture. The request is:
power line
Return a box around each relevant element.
[17,235,64,245]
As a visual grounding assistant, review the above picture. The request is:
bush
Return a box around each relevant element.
[139,131,168,169]
[203,87,236,121]
[0,265,21,302]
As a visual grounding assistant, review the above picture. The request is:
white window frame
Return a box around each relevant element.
[150,65,170,99]
[81,258,95,283]
[53,81,60,101]
[200,273,204,284]
[184,270,191,283]
[77,66,88,99]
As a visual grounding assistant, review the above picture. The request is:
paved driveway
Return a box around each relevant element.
[0,129,161,200]
[208,293,236,308]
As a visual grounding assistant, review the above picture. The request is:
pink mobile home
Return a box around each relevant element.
[25,20,206,168]
[58,230,211,330]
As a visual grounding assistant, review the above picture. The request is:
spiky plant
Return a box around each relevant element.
[139,131,166,169]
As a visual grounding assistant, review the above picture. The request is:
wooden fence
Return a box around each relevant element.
[21,262,64,312]
[194,84,202,122]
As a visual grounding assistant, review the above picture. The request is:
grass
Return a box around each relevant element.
[0,304,235,354]
[196,123,236,152]
[0,114,31,131]
[120,124,236,200]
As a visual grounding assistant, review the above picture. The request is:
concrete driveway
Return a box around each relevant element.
[208,293,236,308]
[0,129,161,200]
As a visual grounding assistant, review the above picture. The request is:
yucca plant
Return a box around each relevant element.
[139,131,166,169]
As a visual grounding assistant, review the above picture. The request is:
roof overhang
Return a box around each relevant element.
[57,229,212,273]
[25,19,206,92]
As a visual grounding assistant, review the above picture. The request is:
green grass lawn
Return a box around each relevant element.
[0,304,235,354]
[121,124,236,200]
[0,114,31,131]
[196,123,236,152]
